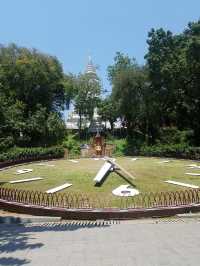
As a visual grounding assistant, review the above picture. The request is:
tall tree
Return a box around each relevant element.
[0,43,69,147]
[108,52,147,136]
[73,73,101,136]
[98,96,118,130]
[184,21,200,143]
[145,21,200,144]
[145,28,190,141]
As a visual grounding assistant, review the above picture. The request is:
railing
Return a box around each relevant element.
[1,187,200,210]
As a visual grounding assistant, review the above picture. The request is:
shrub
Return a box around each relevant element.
[138,144,200,160]
[0,136,14,152]
[158,127,193,145]
[62,134,80,156]
[112,134,145,156]
[112,139,127,156]
[111,136,200,160]
[0,146,64,163]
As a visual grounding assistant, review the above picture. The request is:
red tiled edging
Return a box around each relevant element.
[1,199,200,220]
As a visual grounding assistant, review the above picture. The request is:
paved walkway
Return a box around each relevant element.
[0,218,200,266]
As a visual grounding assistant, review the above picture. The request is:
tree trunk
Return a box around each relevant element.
[109,120,114,131]
[79,113,82,138]
[127,121,134,137]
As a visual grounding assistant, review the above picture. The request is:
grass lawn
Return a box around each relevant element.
[0,157,200,199]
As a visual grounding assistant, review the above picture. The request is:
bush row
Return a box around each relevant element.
[0,146,65,164]
[138,144,200,160]
[1,141,200,165]
[112,139,200,160]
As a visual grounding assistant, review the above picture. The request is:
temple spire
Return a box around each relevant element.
[85,55,96,74]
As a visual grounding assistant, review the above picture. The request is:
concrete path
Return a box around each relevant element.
[0,218,200,266]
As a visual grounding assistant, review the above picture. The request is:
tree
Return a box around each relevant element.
[145,21,200,144]
[63,73,76,109]
[108,52,147,136]
[73,73,101,136]
[107,52,135,83]
[0,44,65,113]
[144,28,190,142]
[0,43,71,147]
[184,21,200,144]
[98,96,118,130]
[46,112,66,145]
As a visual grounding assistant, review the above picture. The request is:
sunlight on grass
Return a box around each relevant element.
[0,157,200,197]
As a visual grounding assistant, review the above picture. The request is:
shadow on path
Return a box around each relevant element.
[0,257,29,266]
[0,220,114,265]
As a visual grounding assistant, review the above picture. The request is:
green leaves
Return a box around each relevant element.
[0,44,71,148]
[98,96,118,130]
[73,73,101,134]
[108,52,147,136]
[0,146,64,163]
[0,44,65,112]
[142,21,200,145]
[107,20,200,145]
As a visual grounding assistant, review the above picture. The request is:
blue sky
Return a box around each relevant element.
[1,0,200,92]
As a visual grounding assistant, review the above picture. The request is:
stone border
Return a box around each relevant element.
[1,199,200,220]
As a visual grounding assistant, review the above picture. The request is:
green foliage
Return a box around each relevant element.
[112,133,146,156]
[110,137,200,160]
[0,136,14,152]
[112,138,127,156]
[73,73,101,135]
[137,144,200,160]
[62,134,80,156]
[2,19,200,152]
[108,52,148,136]
[111,130,197,159]
[63,74,76,109]
[157,127,193,145]
[0,43,72,148]
[144,21,200,144]
[0,146,64,163]
[46,113,66,145]
[107,52,137,83]
[0,44,65,112]
[98,96,118,130]
[106,20,200,145]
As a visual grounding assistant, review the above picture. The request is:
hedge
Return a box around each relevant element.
[138,144,200,160]
[1,143,200,166]
[0,146,65,165]
[112,139,200,160]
